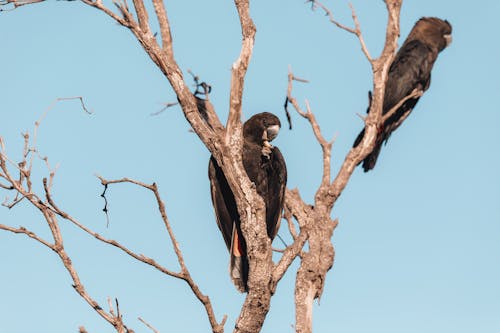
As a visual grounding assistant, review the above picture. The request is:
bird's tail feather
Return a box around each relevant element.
[353,128,384,172]
[361,142,383,172]
[229,226,248,292]
[353,128,365,148]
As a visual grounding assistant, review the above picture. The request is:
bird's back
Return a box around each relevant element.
[384,40,436,114]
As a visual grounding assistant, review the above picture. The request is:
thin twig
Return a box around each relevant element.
[283,205,298,240]
[81,0,130,27]
[272,188,312,291]
[0,182,14,190]
[29,96,91,174]
[150,102,179,116]
[286,68,333,187]
[308,0,372,62]
[381,88,423,123]
[1,168,125,331]
[1,193,27,209]
[138,317,160,333]
[96,175,226,333]
[0,224,54,249]
[272,230,308,290]
[41,177,184,279]
[0,0,44,11]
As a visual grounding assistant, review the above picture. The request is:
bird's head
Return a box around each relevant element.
[412,17,453,52]
[243,112,282,148]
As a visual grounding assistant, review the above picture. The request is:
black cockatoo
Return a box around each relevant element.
[353,17,452,172]
[208,112,287,292]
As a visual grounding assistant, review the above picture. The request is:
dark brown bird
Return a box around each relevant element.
[353,17,452,172]
[208,112,287,292]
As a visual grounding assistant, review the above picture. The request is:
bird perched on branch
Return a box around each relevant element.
[208,112,287,292]
[353,17,452,172]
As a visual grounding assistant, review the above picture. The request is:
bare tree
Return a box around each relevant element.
[0,0,409,332]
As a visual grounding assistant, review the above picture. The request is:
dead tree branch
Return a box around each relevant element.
[283,2,403,332]
[138,317,160,333]
[308,0,373,62]
[0,154,131,333]
[226,0,256,139]
[0,223,53,248]
[0,0,43,11]
[286,68,334,187]
[0,125,227,332]
[327,0,402,209]
[96,176,227,333]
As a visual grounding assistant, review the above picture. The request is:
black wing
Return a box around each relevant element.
[382,39,436,138]
[208,156,238,250]
[265,147,287,239]
[242,143,287,240]
[353,40,437,171]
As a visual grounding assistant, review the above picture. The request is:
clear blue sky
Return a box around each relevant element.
[1,1,499,332]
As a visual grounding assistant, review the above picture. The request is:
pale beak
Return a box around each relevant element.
[444,34,452,47]
[266,125,280,142]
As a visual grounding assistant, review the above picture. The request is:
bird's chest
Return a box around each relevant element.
[242,145,274,189]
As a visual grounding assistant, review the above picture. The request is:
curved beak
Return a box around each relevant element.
[266,125,280,142]
[444,34,452,47]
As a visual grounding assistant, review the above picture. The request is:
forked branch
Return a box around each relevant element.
[0,93,226,331]
[97,176,227,333]
[0,155,130,332]
[286,68,334,188]
[324,0,403,211]
[308,0,373,62]
[286,2,403,332]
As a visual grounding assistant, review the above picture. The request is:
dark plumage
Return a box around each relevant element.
[208,112,287,292]
[353,17,452,172]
